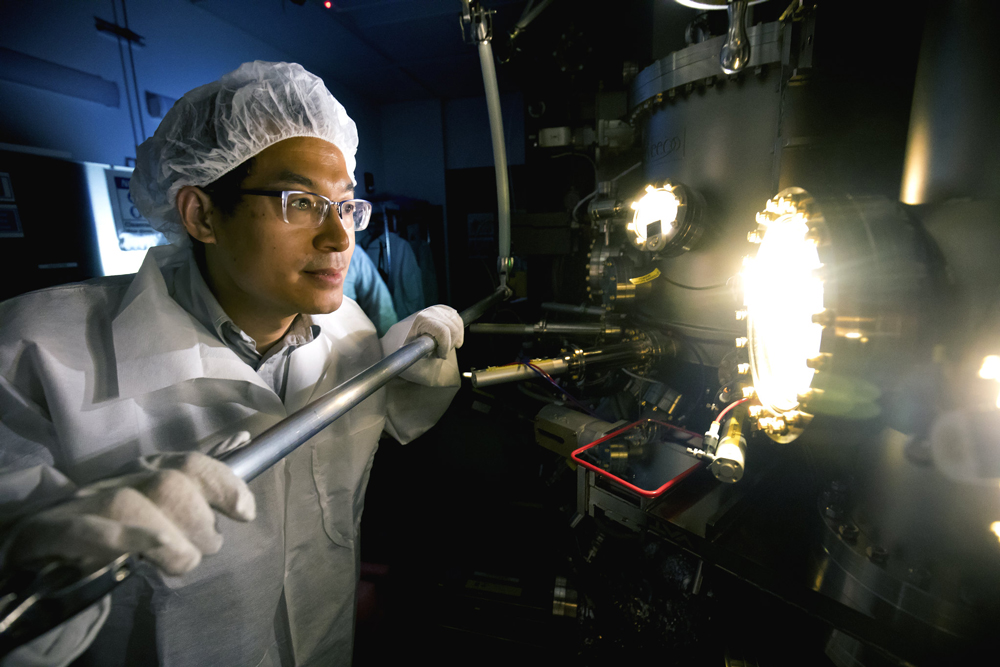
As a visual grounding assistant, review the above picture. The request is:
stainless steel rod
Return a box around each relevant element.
[224,287,509,482]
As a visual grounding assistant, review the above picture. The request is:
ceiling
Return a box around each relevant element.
[194,0,531,104]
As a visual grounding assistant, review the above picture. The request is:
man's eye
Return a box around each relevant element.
[341,202,356,215]
[289,197,313,211]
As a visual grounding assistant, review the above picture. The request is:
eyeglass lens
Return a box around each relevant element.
[283,193,370,230]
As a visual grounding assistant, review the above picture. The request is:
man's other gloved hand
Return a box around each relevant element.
[8,451,255,576]
[405,305,464,359]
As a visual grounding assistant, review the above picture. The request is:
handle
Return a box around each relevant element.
[720,0,751,75]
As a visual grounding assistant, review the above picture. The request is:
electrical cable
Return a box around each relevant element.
[660,275,730,291]
[611,162,642,182]
[520,358,601,418]
[120,0,146,141]
[552,152,598,189]
[716,397,750,423]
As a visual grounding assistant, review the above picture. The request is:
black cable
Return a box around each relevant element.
[111,0,140,151]
[661,275,730,291]
[120,0,146,141]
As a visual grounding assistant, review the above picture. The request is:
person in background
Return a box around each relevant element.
[343,246,398,336]
[0,61,462,666]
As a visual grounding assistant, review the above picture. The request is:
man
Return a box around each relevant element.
[0,61,462,665]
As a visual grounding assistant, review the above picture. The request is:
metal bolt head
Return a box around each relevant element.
[824,504,844,520]
[838,523,859,542]
[866,546,888,564]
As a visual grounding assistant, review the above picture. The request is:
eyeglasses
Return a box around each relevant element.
[235,189,372,231]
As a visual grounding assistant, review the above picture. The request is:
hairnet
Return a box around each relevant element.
[130,61,359,245]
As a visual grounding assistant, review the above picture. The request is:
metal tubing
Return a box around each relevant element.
[541,302,607,317]
[469,357,571,388]
[477,38,511,280]
[469,322,622,336]
[224,287,509,482]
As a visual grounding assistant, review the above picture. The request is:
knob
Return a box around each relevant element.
[720,0,751,75]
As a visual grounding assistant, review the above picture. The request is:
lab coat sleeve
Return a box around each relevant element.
[379,316,460,444]
[0,376,110,667]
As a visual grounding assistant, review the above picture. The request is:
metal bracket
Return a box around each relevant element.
[459,0,493,45]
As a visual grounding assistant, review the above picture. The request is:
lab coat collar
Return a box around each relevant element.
[111,245,283,414]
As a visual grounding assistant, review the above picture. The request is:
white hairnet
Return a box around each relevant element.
[131,61,358,245]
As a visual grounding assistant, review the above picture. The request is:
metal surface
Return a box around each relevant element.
[226,286,509,481]
[630,21,784,109]
[900,2,1000,204]
[534,404,616,458]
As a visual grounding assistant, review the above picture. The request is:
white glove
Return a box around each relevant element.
[405,305,464,359]
[8,451,255,577]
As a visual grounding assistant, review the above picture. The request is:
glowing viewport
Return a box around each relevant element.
[978,355,1000,408]
[991,521,1000,544]
[743,208,825,415]
[628,185,680,243]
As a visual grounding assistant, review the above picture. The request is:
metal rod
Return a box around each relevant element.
[477,37,511,284]
[224,287,509,482]
[469,322,622,336]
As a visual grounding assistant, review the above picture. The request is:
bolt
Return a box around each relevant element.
[838,524,859,542]
[866,546,888,564]
[830,480,849,495]
[824,504,844,520]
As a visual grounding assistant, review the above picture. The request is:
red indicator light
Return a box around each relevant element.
[324,1,331,7]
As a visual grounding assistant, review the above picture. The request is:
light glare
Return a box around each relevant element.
[631,187,680,244]
[980,355,1000,380]
[745,211,825,414]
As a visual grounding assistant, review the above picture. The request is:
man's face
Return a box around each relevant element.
[206,137,355,318]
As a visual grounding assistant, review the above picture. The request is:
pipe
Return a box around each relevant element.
[466,340,653,388]
[900,2,1000,204]
[224,286,510,482]
[469,321,623,337]
[476,37,512,284]
[542,302,607,317]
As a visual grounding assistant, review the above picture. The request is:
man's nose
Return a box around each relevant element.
[313,212,351,252]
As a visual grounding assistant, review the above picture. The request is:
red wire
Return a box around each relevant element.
[716,397,750,422]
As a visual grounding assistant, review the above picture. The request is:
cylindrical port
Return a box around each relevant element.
[710,413,747,483]
[467,357,570,388]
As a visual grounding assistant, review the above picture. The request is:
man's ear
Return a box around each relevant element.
[176,186,218,244]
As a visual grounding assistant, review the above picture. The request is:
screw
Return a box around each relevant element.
[838,524,859,542]
[866,546,888,564]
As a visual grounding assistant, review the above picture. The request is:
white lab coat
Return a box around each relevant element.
[0,244,459,666]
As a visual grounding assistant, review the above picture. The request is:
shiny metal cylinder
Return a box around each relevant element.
[469,321,622,337]
[900,2,1000,204]
[477,38,511,271]
[468,357,571,388]
[224,287,509,482]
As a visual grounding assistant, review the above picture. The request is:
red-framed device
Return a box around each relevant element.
[571,418,704,498]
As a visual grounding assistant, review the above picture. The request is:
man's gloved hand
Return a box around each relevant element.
[8,451,255,577]
[405,305,464,359]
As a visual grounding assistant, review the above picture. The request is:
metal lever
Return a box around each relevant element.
[720,0,751,75]
[0,287,510,657]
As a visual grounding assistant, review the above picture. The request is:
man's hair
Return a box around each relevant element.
[202,157,256,216]
[189,157,256,256]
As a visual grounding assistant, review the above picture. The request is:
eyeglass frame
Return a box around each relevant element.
[204,188,372,231]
